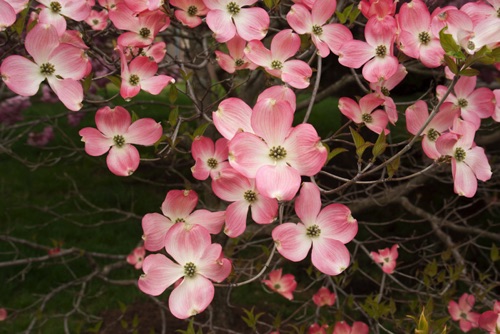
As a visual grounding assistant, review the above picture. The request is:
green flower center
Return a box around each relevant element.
[306,224,321,238]
[226,2,240,15]
[375,45,387,58]
[418,31,431,45]
[129,74,140,86]
[175,218,186,223]
[113,135,126,147]
[184,262,196,277]
[92,19,99,25]
[187,5,198,16]
[467,40,475,50]
[207,157,218,169]
[312,25,323,36]
[234,58,245,67]
[273,283,281,289]
[454,147,466,162]
[40,63,55,76]
[243,190,257,203]
[269,146,287,160]
[271,60,283,70]
[50,1,62,13]
[427,128,440,142]
[139,27,151,39]
[362,113,373,123]
[381,87,390,97]
[458,98,468,108]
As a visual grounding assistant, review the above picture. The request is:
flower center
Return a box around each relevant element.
[454,147,466,162]
[226,2,240,15]
[50,1,62,13]
[113,134,125,147]
[361,113,373,123]
[234,58,245,67]
[273,283,281,289]
[312,25,323,36]
[418,31,431,45]
[306,224,321,238]
[207,157,218,169]
[381,87,390,96]
[187,5,198,16]
[497,7,500,18]
[129,74,140,86]
[467,40,475,50]
[139,27,151,39]
[457,98,468,108]
[175,218,186,223]
[427,128,440,141]
[269,145,287,160]
[243,190,257,203]
[271,60,283,70]
[92,19,99,25]
[40,63,55,76]
[184,262,196,277]
[375,45,387,58]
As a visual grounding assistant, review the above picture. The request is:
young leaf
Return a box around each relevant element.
[443,55,458,75]
[169,84,178,104]
[327,147,348,163]
[193,122,210,138]
[459,68,480,77]
[372,131,387,159]
[386,156,400,178]
[439,27,463,59]
[169,107,179,127]
[349,126,365,148]
[491,243,499,262]
[131,110,139,123]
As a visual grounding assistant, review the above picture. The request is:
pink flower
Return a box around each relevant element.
[338,93,389,134]
[287,0,353,57]
[1,23,88,111]
[397,0,445,68]
[262,268,297,300]
[191,136,230,180]
[436,119,492,197]
[228,99,326,200]
[479,301,500,334]
[405,101,458,160]
[338,16,398,82]
[448,293,480,332]
[312,287,336,307]
[37,0,92,36]
[436,76,494,129]
[138,224,232,319]
[308,323,329,334]
[244,29,312,89]
[27,126,55,147]
[272,183,357,276]
[211,167,278,237]
[126,246,146,269]
[359,0,396,19]
[370,244,399,274]
[203,0,269,42]
[369,64,407,124]
[141,189,225,251]
[85,9,108,30]
[118,47,175,100]
[79,106,163,176]
[333,321,369,334]
[0,308,7,321]
[170,0,208,28]
[215,35,257,73]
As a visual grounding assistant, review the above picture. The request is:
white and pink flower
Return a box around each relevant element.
[370,244,399,274]
[262,268,297,300]
[448,293,480,332]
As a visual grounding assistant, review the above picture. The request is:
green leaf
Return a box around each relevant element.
[193,122,210,138]
[490,47,500,62]
[169,85,178,104]
[459,68,480,76]
[118,301,127,314]
[169,106,179,127]
[327,147,348,163]
[439,27,463,59]
[132,314,139,328]
[348,5,361,24]
[107,75,122,88]
[443,55,458,75]
[386,156,400,178]
[263,0,273,9]
[372,131,387,159]
[121,319,129,329]
[83,73,93,93]
[416,309,429,334]
[180,69,193,81]
[490,243,499,262]
[131,110,139,123]
[356,142,373,160]
[335,4,353,24]
[11,6,29,36]
[424,259,438,277]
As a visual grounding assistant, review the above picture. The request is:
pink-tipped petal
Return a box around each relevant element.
[206,9,236,43]
[233,7,269,41]
[138,253,184,296]
[142,212,174,251]
[224,200,250,237]
[271,29,300,61]
[79,127,113,156]
[213,98,253,140]
[95,106,131,137]
[188,209,225,234]
[47,77,83,111]
[251,195,278,225]
[0,56,44,96]
[256,164,301,201]
[284,124,327,176]
[316,204,358,244]
[106,144,140,176]
[311,238,350,275]
[165,223,211,264]
[169,275,214,319]
[252,99,294,146]
[281,59,312,89]
[228,132,273,178]
[161,189,198,221]
[125,118,162,146]
[272,223,311,262]
[295,182,321,225]
[287,4,312,34]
